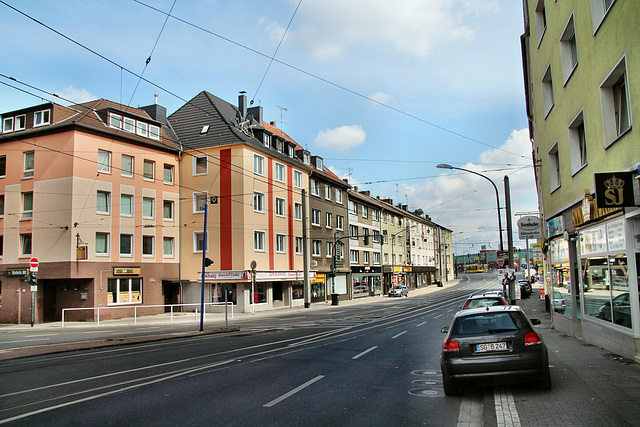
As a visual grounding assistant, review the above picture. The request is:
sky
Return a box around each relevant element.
[0,0,538,256]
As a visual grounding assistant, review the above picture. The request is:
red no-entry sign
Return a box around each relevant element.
[30,258,39,269]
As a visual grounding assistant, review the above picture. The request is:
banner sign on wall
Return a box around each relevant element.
[595,172,637,208]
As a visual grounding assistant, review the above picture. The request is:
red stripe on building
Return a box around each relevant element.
[220,149,233,269]
[268,158,274,270]
[287,166,294,269]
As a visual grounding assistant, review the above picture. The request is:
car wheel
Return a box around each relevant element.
[442,373,458,396]
[537,367,551,390]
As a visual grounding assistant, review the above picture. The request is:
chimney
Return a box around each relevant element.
[247,106,263,125]
[238,91,247,119]
[154,93,158,105]
[353,186,359,193]
[140,97,167,124]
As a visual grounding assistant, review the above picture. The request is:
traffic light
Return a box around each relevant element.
[204,257,213,267]
[363,235,370,245]
[25,272,37,285]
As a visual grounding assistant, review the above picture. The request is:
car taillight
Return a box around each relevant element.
[561,299,566,307]
[443,338,459,352]
[524,331,542,346]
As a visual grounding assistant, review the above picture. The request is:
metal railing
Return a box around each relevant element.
[61,302,234,327]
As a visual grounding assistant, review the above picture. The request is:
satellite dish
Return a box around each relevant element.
[235,111,242,122]
[247,113,254,123]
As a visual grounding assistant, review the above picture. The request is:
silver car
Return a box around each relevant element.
[388,285,408,297]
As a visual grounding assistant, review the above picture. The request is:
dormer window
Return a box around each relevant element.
[2,117,13,133]
[263,133,271,147]
[34,109,50,127]
[316,157,323,169]
[287,144,294,157]
[276,139,283,152]
[149,125,160,140]
[137,121,148,137]
[123,117,135,133]
[109,113,122,129]
[303,152,310,165]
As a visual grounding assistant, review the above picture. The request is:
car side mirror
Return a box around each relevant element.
[530,319,541,325]
[441,326,450,333]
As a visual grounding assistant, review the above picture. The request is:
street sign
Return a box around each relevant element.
[30,257,39,272]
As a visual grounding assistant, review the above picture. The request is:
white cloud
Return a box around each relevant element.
[56,86,96,104]
[368,91,393,104]
[315,125,366,152]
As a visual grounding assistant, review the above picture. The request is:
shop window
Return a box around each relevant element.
[251,282,267,304]
[107,278,142,304]
[212,283,236,305]
[292,282,304,300]
[582,256,631,329]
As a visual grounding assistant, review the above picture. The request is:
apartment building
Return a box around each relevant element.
[0,99,181,323]
[522,0,640,360]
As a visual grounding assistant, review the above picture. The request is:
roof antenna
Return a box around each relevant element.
[276,105,288,130]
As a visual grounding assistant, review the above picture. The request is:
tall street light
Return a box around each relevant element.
[437,164,504,253]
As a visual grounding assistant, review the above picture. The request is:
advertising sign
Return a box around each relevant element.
[517,216,542,240]
[594,172,636,208]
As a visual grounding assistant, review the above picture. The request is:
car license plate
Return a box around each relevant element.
[476,342,507,352]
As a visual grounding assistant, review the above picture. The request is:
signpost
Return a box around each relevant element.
[29,258,39,327]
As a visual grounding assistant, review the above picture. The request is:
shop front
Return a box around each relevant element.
[351,266,382,298]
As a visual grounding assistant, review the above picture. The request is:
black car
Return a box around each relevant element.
[440,305,550,396]
[518,280,532,299]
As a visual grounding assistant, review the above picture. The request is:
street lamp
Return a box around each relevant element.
[436,164,504,253]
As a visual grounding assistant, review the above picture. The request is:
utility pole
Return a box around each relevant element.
[504,176,515,303]
[302,189,310,308]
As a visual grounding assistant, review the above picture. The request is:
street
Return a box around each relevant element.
[1,274,639,426]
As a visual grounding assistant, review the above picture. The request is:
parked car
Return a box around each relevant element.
[440,305,550,396]
[552,290,566,315]
[461,292,508,310]
[597,292,631,328]
[388,285,408,297]
[518,280,532,299]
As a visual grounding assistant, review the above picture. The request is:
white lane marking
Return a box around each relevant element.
[352,346,378,360]
[28,334,59,338]
[416,321,427,327]
[263,375,325,408]
[83,330,116,334]
[392,331,407,339]
[494,386,521,427]
[457,393,484,427]
[434,314,443,319]
[0,338,50,345]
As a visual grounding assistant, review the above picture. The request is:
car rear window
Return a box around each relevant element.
[452,312,526,335]
[465,298,505,309]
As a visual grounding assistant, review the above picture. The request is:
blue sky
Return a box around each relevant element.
[0,0,538,255]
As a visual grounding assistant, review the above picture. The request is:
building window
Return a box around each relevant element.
[295,236,303,254]
[0,235,3,258]
[263,133,271,147]
[194,156,207,175]
[350,225,358,239]
[294,170,302,188]
[143,160,154,181]
[163,236,174,257]
[312,240,321,257]
[123,117,135,133]
[541,64,554,117]
[97,150,111,173]
[548,142,561,191]
[560,14,578,84]
[34,109,50,127]
[326,241,333,258]
[326,212,332,229]
[0,155,5,177]
[137,121,148,137]
[590,0,616,33]
[336,215,344,231]
[254,154,265,176]
[0,194,4,217]
[311,209,321,226]
[362,205,368,218]
[600,56,632,147]
[372,209,379,221]
[253,191,265,213]
[275,197,286,217]
[22,192,33,220]
[121,194,133,216]
[348,200,356,214]
[120,234,133,256]
[294,202,302,221]
[163,200,174,220]
[194,231,206,253]
[335,189,343,204]
[3,117,13,133]
[20,233,32,256]
[96,232,109,255]
[143,235,154,256]
[107,278,142,305]
[163,164,174,184]
[275,162,285,183]
[149,125,160,140]
[15,114,25,131]
[23,151,34,178]
[374,252,381,265]
[254,230,266,252]
[109,113,122,129]
[310,179,319,196]
[535,0,546,46]
[194,192,208,213]
[350,250,359,264]
[568,111,588,175]
[325,184,331,200]
[122,155,134,178]
[276,234,286,253]
[142,197,154,219]
[97,191,110,214]
[363,251,370,265]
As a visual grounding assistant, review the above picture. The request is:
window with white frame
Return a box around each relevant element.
[97,150,111,173]
[548,142,561,191]
[107,278,141,305]
[23,151,34,178]
[326,212,332,229]
[294,202,303,221]
[363,251,370,265]
[34,109,50,127]
[312,240,321,257]
[335,188,343,204]
[97,191,110,214]
[560,14,578,84]
[163,236,174,257]
[109,113,123,129]
[568,111,588,175]
[312,209,321,226]
[143,159,154,180]
[535,0,546,46]
[194,156,207,175]
[22,192,33,220]
[0,155,5,178]
[194,231,206,252]
[336,215,344,231]
[263,133,271,147]
[143,235,154,256]
[590,0,616,33]
[254,191,266,213]
[373,252,381,265]
[2,117,13,133]
[254,230,266,252]
[350,225,358,239]
[348,200,356,214]
[294,170,302,188]
[149,125,160,140]
[14,114,25,131]
[122,155,134,178]
[325,184,331,200]
[372,209,379,221]
[163,164,174,184]
[373,230,380,244]
[163,200,174,220]
[275,197,286,217]
[276,234,286,253]
[142,197,154,218]
[96,232,109,255]
[123,117,135,133]
[121,194,133,216]
[194,192,208,213]
[275,162,285,183]
[254,154,265,175]
[20,233,31,256]
[295,236,303,254]
[600,55,632,147]
[326,241,333,258]
[310,179,319,196]
[0,194,4,217]
[362,205,368,218]
[350,250,359,264]
[541,64,554,117]
[120,234,133,256]
[137,121,148,137]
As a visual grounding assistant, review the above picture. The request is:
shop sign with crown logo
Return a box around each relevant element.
[594,172,637,208]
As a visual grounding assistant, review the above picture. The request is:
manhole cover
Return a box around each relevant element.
[411,370,439,376]
[409,389,440,397]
